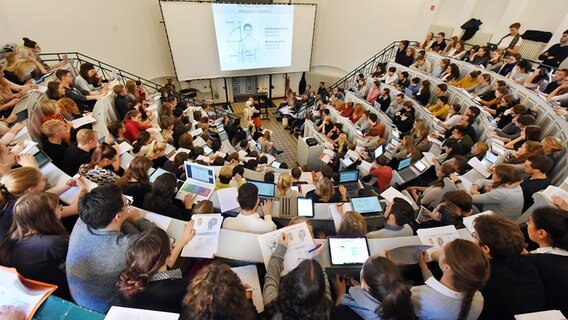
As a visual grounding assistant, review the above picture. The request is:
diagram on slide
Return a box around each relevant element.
[212,4,294,71]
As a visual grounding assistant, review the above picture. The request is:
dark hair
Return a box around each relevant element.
[438,96,449,104]
[524,125,542,142]
[237,183,258,211]
[108,121,125,138]
[474,214,525,259]
[182,263,255,320]
[143,173,177,213]
[46,81,63,100]
[116,156,152,187]
[444,239,490,320]
[118,228,171,300]
[291,167,302,179]
[232,164,245,177]
[467,106,481,119]
[368,113,378,123]
[320,165,334,179]
[390,197,415,226]
[401,71,409,78]
[493,164,521,188]
[264,259,333,319]
[264,171,275,183]
[55,69,70,81]
[526,155,553,174]
[85,144,117,171]
[442,190,472,213]
[531,207,568,251]
[132,131,151,154]
[388,67,396,73]
[375,155,389,166]
[510,22,521,29]
[362,256,415,319]
[437,83,448,92]
[437,202,461,227]
[0,192,67,264]
[22,37,37,49]
[79,184,124,229]
[79,63,96,82]
[173,152,189,167]
[443,140,462,159]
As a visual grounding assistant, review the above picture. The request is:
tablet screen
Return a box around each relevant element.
[374,145,384,158]
[484,152,498,164]
[350,196,382,214]
[271,161,282,168]
[329,237,370,265]
[392,130,400,139]
[203,146,213,155]
[248,180,275,197]
[414,160,427,172]
[297,197,314,217]
[390,138,400,147]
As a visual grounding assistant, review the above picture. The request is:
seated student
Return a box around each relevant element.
[116,156,153,208]
[497,54,521,77]
[107,121,128,144]
[442,190,475,216]
[412,201,462,232]
[79,145,121,186]
[385,93,405,117]
[411,55,432,73]
[222,183,276,234]
[291,167,308,185]
[413,239,490,320]
[447,125,473,155]
[123,110,154,142]
[143,173,194,221]
[394,72,410,91]
[337,211,367,236]
[505,125,542,151]
[436,104,462,131]
[130,131,153,157]
[40,119,69,169]
[306,178,347,204]
[332,256,415,320]
[163,152,189,180]
[541,69,567,94]
[340,101,355,118]
[61,129,98,176]
[451,165,524,219]
[56,69,106,112]
[275,173,300,200]
[0,192,72,300]
[263,233,332,319]
[366,113,383,136]
[519,155,552,211]
[119,226,195,314]
[113,84,131,120]
[215,165,236,190]
[473,214,545,319]
[405,77,421,97]
[375,88,392,112]
[350,104,365,124]
[414,80,431,106]
[357,128,384,149]
[66,184,157,313]
[509,59,531,85]
[441,63,461,83]
[181,263,257,320]
[367,197,414,239]
[368,155,393,193]
[426,83,448,108]
[366,80,381,105]
[379,67,398,85]
[146,141,169,168]
[428,96,450,120]
[407,162,456,208]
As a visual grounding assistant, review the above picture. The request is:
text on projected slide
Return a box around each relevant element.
[212,4,294,71]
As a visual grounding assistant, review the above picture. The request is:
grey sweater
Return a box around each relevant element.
[459,179,524,219]
[66,218,156,313]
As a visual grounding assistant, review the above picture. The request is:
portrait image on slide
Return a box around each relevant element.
[212,4,294,71]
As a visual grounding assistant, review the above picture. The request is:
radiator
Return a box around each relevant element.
[518,40,546,61]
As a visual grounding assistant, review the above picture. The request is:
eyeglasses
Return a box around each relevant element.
[122,197,133,210]
[471,231,479,240]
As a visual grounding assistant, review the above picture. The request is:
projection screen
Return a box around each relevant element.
[160,1,316,80]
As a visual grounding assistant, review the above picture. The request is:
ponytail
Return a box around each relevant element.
[379,279,415,320]
[132,131,151,154]
[457,289,476,320]
[118,270,150,300]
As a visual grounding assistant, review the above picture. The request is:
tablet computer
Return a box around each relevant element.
[328,236,370,266]
[33,150,52,168]
[297,197,314,218]
[413,160,428,172]
[350,196,383,215]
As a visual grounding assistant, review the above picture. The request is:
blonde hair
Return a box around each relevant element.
[412,119,429,138]
[276,173,292,196]
[338,211,367,236]
[76,129,97,144]
[6,60,36,82]
[0,167,43,208]
[315,178,334,203]
[58,97,80,119]
[40,99,58,116]
[41,119,65,137]
[146,141,166,159]
[541,136,562,154]
[126,80,138,98]
[473,141,489,155]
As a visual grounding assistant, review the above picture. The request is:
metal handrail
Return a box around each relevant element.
[328,41,420,91]
[38,52,176,96]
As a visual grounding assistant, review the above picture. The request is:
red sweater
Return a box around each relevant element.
[124,119,152,142]
[370,166,393,193]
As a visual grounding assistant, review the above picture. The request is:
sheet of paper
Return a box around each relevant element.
[105,306,179,320]
[0,266,57,319]
[17,140,38,155]
[145,127,161,134]
[462,211,494,234]
[214,151,227,159]
[319,153,332,164]
[216,187,240,213]
[117,141,133,155]
[300,184,316,196]
[380,187,415,206]
[514,310,566,320]
[238,149,248,160]
[300,172,314,184]
[458,176,473,192]
[468,157,491,178]
[143,212,172,231]
[542,186,568,203]
[427,136,443,146]
[359,160,373,174]
[346,149,359,161]
[328,204,343,232]
[192,136,207,147]
[322,149,335,157]
[231,265,264,313]
[182,214,223,258]
[257,222,316,275]
[190,128,203,137]
[70,115,96,129]
[417,225,460,248]
[262,153,276,165]
[196,155,211,164]
[422,152,436,164]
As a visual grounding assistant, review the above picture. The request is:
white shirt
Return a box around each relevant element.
[531,247,568,256]
[498,34,523,49]
[222,212,276,234]
[380,72,398,86]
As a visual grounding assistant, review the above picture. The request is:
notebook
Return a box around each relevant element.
[176,161,215,202]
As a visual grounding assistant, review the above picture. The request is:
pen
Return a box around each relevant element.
[307,243,323,254]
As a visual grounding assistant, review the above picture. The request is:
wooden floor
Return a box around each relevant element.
[231,100,299,167]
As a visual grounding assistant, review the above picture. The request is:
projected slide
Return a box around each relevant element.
[212,4,294,71]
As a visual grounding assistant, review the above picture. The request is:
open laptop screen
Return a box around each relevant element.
[248,180,276,198]
[185,162,215,184]
[338,170,359,183]
[374,145,384,159]
[398,157,412,170]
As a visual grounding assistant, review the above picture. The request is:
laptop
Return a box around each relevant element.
[203,145,213,155]
[149,167,184,187]
[481,151,499,166]
[297,197,314,218]
[176,161,216,202]
[391,130,400,139]
[248,180,275,199]
[218,128,229,141]
[33,150,52,168]
[337,170,360,196]
[374,145,384,159]
[15,109,28,123]
[350,196,383,215]
[328,236,371,266]
[397,157,412,170]
[389,137,400,147]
